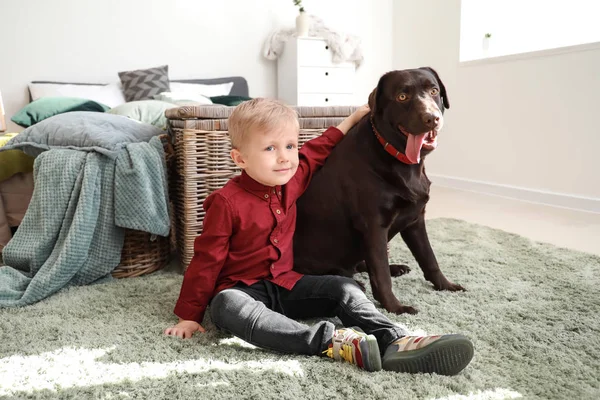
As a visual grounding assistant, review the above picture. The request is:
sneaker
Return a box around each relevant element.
[382,334,474,376]
[322,327,382,372]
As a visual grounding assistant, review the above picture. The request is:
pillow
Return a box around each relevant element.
[118,65,170,102]
[153,92,213,105]
[11,97,110,128]
[107,100,178,130]
[28,82,126,108]
[210,95,252,107]
[168,100,220,107]
[2,112,163,158]
[169,81,233,97]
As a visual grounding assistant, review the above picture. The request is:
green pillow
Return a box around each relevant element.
[107,100,179,130]
[11,97,110,128]
[210,95,252,106]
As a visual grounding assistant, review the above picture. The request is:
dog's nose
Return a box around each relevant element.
[422,112,441,129]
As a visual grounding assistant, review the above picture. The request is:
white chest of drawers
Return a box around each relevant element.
[277,37,356,106]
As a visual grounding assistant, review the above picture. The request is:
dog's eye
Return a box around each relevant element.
[430,88,439,96]
[396,94,408,102]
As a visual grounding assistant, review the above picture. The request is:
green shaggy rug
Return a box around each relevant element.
[1,218,599,400]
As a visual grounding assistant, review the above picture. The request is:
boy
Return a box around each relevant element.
[165,99,474,375]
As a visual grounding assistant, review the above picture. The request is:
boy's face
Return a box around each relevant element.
[231,121,300,187]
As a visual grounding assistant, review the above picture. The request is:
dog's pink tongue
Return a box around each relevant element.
[406,132,427,164]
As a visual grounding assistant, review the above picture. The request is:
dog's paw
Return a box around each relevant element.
[398,305,419,315]
[385,303,419,315]
[389,264,411,277]
[435,282,466,292]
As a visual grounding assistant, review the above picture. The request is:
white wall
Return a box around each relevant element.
[3,0,597,207]
[0,0,392,132]
[393,0,600,208]
[460,0,600,61]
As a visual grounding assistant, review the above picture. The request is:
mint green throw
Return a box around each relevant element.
[0,136,169,307]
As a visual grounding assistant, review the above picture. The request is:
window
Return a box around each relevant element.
[460,0,600,61]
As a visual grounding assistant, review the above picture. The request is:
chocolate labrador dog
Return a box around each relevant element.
[293,67,464,315]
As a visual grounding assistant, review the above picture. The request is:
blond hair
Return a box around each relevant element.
[228,98,299,149]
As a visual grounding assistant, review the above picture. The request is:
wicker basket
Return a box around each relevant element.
[165,105,359,269]
[113,230,171,278]
[112,134,174,278]
[0,134,174,278]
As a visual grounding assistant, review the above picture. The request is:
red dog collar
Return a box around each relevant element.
[370,116,417,165]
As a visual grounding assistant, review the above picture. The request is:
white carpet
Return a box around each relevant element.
[1,219,598,399]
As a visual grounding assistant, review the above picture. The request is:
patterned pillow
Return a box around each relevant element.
[118,65,170,102]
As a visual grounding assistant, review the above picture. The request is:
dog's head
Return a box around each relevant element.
[368,67,449,164]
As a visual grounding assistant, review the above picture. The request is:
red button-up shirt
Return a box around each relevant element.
[174,127,344,323]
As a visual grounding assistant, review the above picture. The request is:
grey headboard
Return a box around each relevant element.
[29,76,249,101]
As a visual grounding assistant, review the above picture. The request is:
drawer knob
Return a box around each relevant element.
[325,72,329,76]
[325,98,329,102]
[325,45,329,50]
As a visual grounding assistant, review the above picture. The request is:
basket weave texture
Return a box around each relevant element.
[0,135,174,278]
[166,105,358,268]
[112,134,174,278]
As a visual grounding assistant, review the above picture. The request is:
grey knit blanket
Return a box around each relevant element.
[0,136,170,307]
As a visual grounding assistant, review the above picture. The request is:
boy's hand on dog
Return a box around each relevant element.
[164,319,206,339]
[349,104,370,124]
[337,104,370,135]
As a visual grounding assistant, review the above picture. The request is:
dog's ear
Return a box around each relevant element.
[420,67,449,109]
[368,73,388,114]
[368,87,377,112]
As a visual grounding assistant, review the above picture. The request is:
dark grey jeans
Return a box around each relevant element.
[209,275,406,356]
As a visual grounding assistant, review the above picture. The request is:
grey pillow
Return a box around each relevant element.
[118,65,170,102]
[1,111,163,159]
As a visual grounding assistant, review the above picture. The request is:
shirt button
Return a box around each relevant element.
[264,194,269,198]
[278,191,282,195]
[271,264,275,269]
[273,238,279,244]
[276,209,281,214]
[272,189,276,194]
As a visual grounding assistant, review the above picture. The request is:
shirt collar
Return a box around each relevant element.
[239,170,282,201]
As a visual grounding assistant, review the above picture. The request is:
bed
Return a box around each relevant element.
[0,133,35,252]
[28,77,250,101]
[0,75,250,254]
[0,172,34,252]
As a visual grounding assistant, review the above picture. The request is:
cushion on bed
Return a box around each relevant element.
[118,65,170,102]
[11,97,110,128]
[210,95,253,106]
[153,92,213,105]
[1,112,163,158]
[169,81,233,97]
[107,100,178,130]
[28,82,126,108]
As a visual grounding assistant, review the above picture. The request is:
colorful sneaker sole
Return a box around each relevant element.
[360,334,382,372]
[382,334,474,376]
